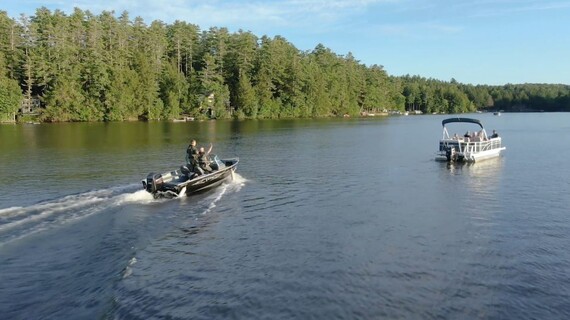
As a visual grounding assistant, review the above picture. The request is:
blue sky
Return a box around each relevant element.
[2,0,570,85]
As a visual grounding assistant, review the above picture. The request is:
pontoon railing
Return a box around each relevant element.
[462,138,502,154]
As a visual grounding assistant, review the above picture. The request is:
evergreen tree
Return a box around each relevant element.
[235,70,257,118]
[0,53,22,122]
[304,56,330,117]
[160,60,189,119]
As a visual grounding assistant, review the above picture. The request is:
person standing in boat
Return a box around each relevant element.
[490,130,499,138]
[186,139,199,171]
[198,143,214,173]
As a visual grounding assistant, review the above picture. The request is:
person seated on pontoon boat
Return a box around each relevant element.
[490,130,499,138]
[474,130,484,142]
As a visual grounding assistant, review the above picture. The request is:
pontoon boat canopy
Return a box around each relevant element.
[442,118,483,128]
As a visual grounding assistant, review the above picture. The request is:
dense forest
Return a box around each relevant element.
[1,8,569,122]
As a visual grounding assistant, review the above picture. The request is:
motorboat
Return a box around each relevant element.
[142,155,239,198]
[435,117,505,162]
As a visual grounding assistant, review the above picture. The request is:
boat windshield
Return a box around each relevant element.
[210,154,226,170]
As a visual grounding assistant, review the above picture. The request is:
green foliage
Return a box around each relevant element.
[0,52,23,121]
[398,75,570,113]
[0,76,22,121]
[160,61,189,119]
[399,75,486,114]
[487,83,570,112]
[0,7,568,122]
[42,72,87,121]
[236,71,257,118]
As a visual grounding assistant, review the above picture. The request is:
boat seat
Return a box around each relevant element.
[180,165,192,175]
[162,174,189,188]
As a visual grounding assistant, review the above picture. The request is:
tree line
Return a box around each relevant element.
[1,8,569,122]
[400,76,570,114]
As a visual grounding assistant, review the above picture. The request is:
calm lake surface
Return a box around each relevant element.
[1,113,570,319]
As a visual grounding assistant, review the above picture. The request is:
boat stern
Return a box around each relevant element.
[142,173,164,194]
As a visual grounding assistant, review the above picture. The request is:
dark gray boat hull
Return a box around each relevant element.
[143,157,239,198]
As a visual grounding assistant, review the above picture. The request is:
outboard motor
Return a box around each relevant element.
[445,147,456,162]
[144,173,164,193]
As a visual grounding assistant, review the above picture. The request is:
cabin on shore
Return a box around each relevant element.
[19,97,42,115]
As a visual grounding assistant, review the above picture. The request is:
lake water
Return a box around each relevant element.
[1,113,570,319]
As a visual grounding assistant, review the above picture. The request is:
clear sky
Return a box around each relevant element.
[2,0,570,85]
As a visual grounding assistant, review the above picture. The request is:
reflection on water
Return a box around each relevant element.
[445,157,504,175]
[443,158,506,219]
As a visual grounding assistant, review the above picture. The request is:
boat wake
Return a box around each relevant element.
[0,174,247,246]
[0,184,154,246]
[201,184,228,215]
[181,172,247,216]
[231,172,247,191]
